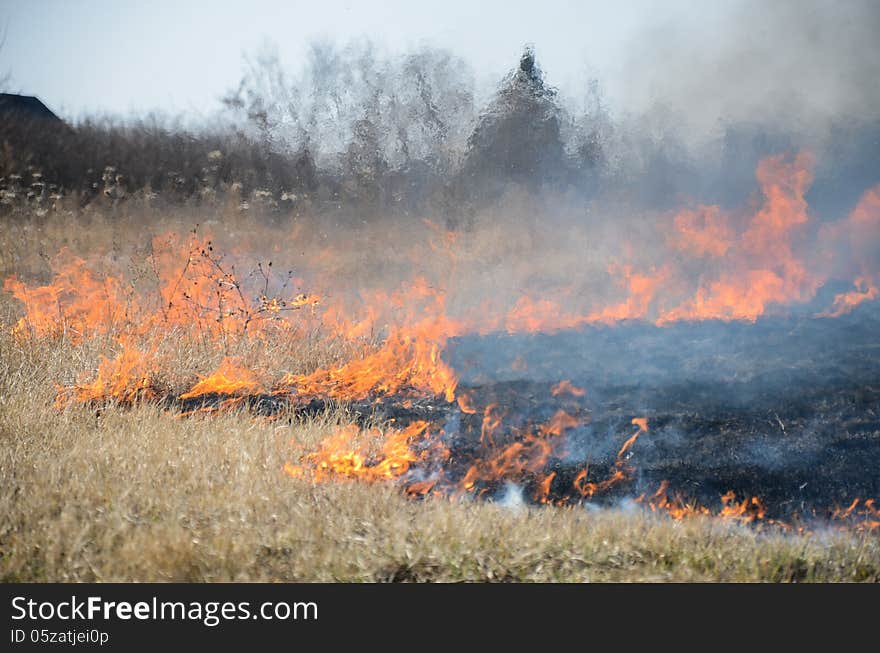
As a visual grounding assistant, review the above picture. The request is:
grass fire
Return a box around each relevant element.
[2,1,880,582]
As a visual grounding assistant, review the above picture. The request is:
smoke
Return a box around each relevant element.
[496,483,526,510]
[615,0,880,140]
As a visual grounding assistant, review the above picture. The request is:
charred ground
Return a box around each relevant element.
[164,305,880,524]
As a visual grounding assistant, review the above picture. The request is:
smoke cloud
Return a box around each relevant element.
[614,0,880,139]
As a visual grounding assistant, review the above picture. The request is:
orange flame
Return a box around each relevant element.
[659,152,820,323]
[284,420,435,483]
[572,417,647,498]
[277,279,460,403]
[456,391,478,414]
[671,204,734,257]
[832,498,880,532]
[57,340,157,406]
[821,276,878,318]
[179,357,265,399]
[639,483,767,523]
[551,380,586,398]
[4,251,133,341]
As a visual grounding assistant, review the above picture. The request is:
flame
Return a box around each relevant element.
[277,322,458,403]
[458,412,569,496]
[587,266,669,325]
[534,471,557,504]
[4,231,318,345]
[719,491,767,523]
[659,152,820,323]
[572,417,647,498]
[504,296,587,334]
[289,293,321,309]
[639,481,711,520]
[551,380,586,397]
[821,276,879,317]
[619,417,648,457]
[286,407,593,503]
[5,152,880,532]
[57,340,157,406]
[285,421,433,482]
[671,204,734,257]
[832,498,880,532]
[178,357,265,399]
[480,403,504,447]
[277,279,460,403]
[4,251,133,341]
[818,184,880,316]
[639,484,766,523]
[456,391,478,414]
[7,154,879,357]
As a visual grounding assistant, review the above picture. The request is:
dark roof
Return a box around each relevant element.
[0,93,63,123]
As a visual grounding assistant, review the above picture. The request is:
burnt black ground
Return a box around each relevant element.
[175,302,880,519]
[444,302,880,517]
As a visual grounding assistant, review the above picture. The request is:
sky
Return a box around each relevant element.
[2,0,878,136]
[1,0,709,120]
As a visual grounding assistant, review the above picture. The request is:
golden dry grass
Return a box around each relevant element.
[2,385,878,582]
[1,207,879,582]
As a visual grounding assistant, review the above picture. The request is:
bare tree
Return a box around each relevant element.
[0,21,12,91]
[224,39,476,176]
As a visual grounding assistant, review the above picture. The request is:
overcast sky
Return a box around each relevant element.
[1,0,723,118]
[2,0,878,134]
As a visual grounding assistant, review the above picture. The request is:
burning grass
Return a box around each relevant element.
[1,377,878,582]
[2,150,880,581]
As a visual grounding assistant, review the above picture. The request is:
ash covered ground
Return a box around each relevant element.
[441,303,880,517]
[175,302,880,520]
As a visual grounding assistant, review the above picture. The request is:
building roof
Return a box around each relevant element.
[0,93,63,123]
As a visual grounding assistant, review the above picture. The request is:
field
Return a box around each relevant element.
[3,2,880,589]
[1,199,878,583]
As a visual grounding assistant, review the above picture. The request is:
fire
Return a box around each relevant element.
[639,481,711,520]
[458,410,576,497]
[57,340,158,406]
[284,421,435,483]
[4,231,320,346]
[671,204,734,258]
[480,403,504,446]
[285,405,602,504]
[7,154,879,354]
[4,151,880,532]
[619,417,648,457]
[534,471,557,504]
[179,357,265,399]
[719,491,766,523]
[504,295,587,334]
[640,484,766,524]
[819,184,880,317]
[4,251,133,341]
[820,276,879,318]
[551,380,586,397]
[572,418,648,498]
[277,322,458,403]
[832,498,880,532]
[587,266,668,325]
[659,152,820,323]
[277,278,460,404]
[456,391,478,414]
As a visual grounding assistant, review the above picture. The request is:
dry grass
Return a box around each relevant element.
[1,321,878,582]
[1,209,879,583]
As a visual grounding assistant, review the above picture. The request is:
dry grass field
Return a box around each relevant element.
[1,201,878,583]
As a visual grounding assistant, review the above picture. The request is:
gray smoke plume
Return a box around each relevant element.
[615,0,880,141]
